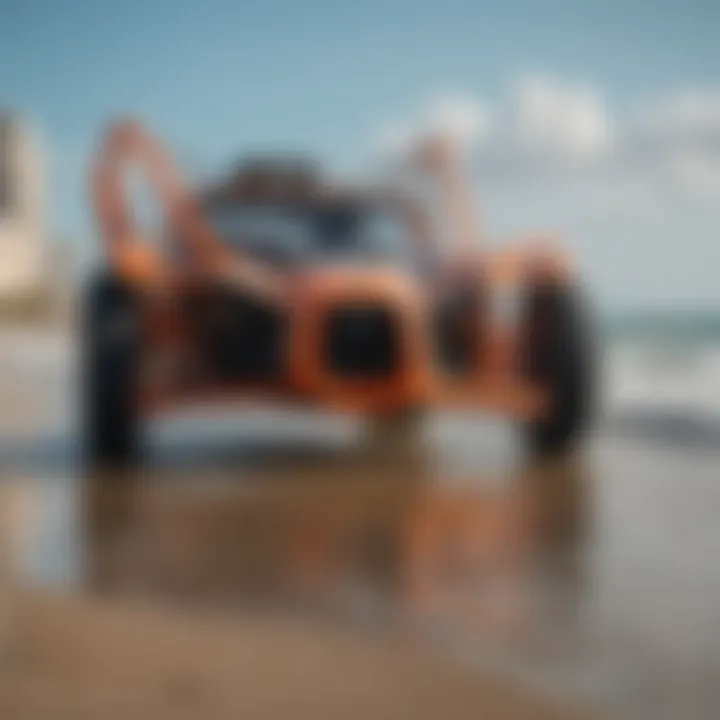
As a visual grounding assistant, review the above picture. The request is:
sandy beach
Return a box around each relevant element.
[2,328,720,719]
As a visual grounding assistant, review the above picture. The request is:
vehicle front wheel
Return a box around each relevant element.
[521,281,595,458]
[82,272,142,466]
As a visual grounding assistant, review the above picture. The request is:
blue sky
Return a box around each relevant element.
[2,0,720,305]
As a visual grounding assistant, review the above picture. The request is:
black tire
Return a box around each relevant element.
[522,281,595,458]
[82,272,142,466]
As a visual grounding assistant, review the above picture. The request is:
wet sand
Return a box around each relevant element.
[1,590,584,720]
[2,330,720,719]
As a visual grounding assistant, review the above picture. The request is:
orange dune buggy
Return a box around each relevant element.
[82,120,594,464]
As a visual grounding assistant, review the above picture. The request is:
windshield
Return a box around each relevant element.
[205,202,416,267]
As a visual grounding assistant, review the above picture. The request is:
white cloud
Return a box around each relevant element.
[628,89,720,196]
[636,90,720,142]
[374,76,720,199]
[508,75,614,162]
[424,95,490,148]
[374,94,489,159]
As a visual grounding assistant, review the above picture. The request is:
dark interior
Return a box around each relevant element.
[186,286,287,383]
[322,304,400,378]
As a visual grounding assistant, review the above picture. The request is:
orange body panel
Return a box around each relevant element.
[287,268,433,413]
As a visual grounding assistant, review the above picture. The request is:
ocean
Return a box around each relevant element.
[603,311,720,423]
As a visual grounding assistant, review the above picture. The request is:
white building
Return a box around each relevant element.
[0,114,44,297]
